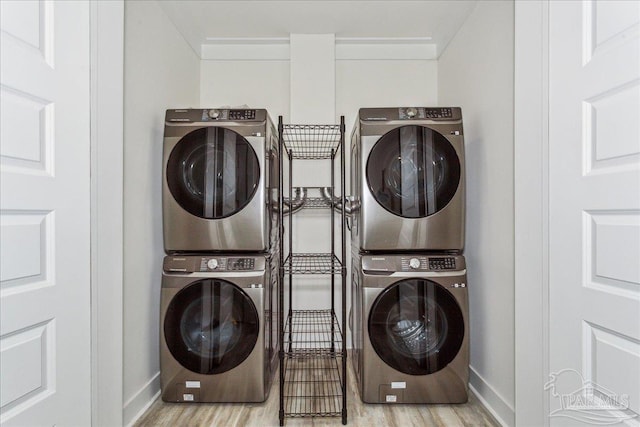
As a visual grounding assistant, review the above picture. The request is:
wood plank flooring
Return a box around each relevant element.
[135,359,500,427]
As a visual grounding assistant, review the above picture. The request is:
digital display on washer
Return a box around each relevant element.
[424,108,452,119]
[228,258,255,270]
[229,109,256,120]
[428,257,456,270]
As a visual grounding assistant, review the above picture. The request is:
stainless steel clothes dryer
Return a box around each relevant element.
[350,253,468,404]
[160,253,278,402]
[350,107,465,252]
[163,109,279,253]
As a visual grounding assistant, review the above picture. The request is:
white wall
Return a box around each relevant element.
[290,34,335,123]
[438,2,515,426]
[123,1,200,424]
[200,60,290,120]
[200,58,437,143]
[336,59,438,132]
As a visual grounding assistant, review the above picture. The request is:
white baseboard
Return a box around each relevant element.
[469,366,515,427]
[123,372,161,427]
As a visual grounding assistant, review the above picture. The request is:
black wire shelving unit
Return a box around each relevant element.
[278,117,347,425]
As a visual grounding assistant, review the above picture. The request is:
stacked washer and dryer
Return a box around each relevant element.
[350,107,469,404]
[160,109,280,403]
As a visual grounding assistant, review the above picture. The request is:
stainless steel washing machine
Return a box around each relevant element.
[163,108,279,253]
[350,107,465,252]
[160,253,278,402]
[350,252,468,403]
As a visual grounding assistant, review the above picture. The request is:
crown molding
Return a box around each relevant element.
[200,36,437,60]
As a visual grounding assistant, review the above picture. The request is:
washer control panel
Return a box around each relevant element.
[362,254,463,273]
[164,108,265,123]
[428,257,457,270]
[359,107,462,122]
[228,109,256,120]
[163,255,264,273]
[398,107,453,120]
[400,256,456,271]
[200,109,257,121]
[199,257,256,271]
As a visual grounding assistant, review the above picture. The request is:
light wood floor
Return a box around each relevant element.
[135,360,500,427]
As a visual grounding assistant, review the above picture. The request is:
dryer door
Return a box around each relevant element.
[164,279,259,375]
[368,279,464,375]
[366,125,460,218]
[166,127,260,219]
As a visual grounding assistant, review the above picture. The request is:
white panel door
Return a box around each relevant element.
[548,1,640,425]
[0,1,91,425]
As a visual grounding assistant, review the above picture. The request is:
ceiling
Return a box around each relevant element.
[159,1,478,58]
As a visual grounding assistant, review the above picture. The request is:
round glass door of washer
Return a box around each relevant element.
[368,279,464,375]
[164,279,259,374]
[366,125,460,218]
[166,127,260,219]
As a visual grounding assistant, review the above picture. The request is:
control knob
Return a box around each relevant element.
[406,107,418,118]
[409,258,421,269]
[207,109,221,119]
[207,259,219,270]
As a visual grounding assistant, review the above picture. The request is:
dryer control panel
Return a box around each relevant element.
[359,107,461,122]
[165,108,266,123]
[201,109,257,121]
[398,107,453,120]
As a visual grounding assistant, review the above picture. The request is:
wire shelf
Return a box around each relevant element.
[282,310,344,419]
[278,116,347,425]
[283,310,344,354]
[284,253,342,274]
[282,124,342,159]
[283,355,343,418]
